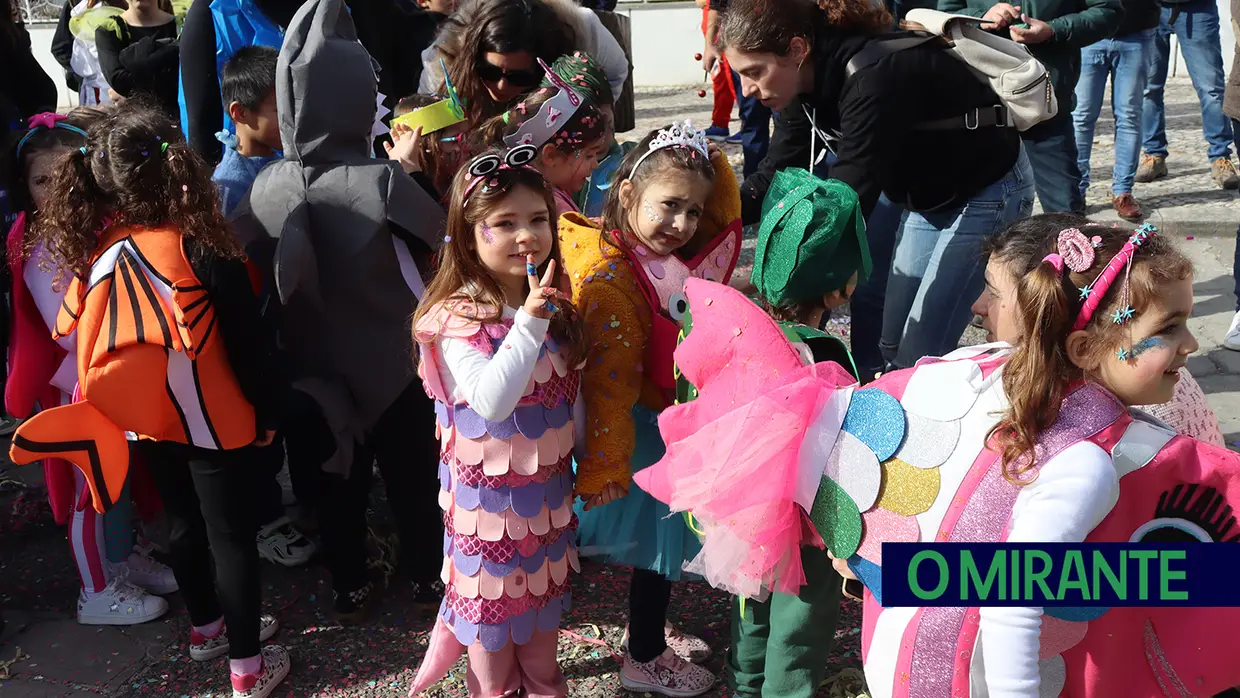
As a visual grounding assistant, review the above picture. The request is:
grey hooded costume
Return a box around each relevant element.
[231,0,444,476]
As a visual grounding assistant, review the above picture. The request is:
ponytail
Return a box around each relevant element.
[987,259,1078,482]
[159,141,242,264]
[32,145,106,287]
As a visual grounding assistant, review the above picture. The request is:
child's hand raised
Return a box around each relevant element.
[384,123,423,174]
[523,254,561,320]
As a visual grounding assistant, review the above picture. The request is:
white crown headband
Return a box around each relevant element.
[632,121,711,173]
[502,58,585,151]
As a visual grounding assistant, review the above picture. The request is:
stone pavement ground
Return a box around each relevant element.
[0,77,1232,698]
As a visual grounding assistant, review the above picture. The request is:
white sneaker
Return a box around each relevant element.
[1224,310,1240,351]
[256,516,316,567]
[112,550,179,595]
[190,614,280,661]
[230,645,291,698]
[77,577,168,626]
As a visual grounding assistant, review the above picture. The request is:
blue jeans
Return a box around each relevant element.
[879,147,1036,369]
[848,195,902,380]
[1021,113,1085,213]
[811,156,902,380]
[731,70,771,178]
[1142,0,1234,162]
[1233,118,1240,311]
[1073,31,1154,196]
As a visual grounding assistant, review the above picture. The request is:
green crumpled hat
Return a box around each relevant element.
[751,169,871,307]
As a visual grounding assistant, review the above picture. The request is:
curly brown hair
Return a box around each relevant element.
[30,98,242,286]
[988,221,1192,484]
[412,150,586,368]
[718,0,893,54]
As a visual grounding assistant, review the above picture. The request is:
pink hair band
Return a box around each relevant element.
[1071,241,1136,332]
[1042,253,1065,275]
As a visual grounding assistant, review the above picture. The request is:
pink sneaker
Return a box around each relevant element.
[231,645,290,698]
[621,647,715,697]
[621,625,712,663]
[664,626,711,663]
[190,615,280,661]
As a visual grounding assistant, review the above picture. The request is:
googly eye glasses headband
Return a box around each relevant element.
[461,145,541,202]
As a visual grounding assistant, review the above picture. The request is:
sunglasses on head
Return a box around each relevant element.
[475,60,542,87]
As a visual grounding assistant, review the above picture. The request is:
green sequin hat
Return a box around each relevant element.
[750,169,871,307]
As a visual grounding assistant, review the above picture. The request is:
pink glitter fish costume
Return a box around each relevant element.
[408,290,582,697]
[638,277,1240,698]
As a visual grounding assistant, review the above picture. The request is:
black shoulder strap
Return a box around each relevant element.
[844,32,938,80]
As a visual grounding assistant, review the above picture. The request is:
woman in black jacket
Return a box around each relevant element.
[722,0,1035,372]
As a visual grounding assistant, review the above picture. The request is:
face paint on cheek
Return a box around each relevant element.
[480,225,496,245]
[642,200,664,224]
[1129,336,1167,360]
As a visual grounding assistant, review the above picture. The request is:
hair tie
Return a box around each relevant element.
[1056,228,1095,273]
[160,142,169,153]
[79,146,87,155]
[1042,253,1065,276]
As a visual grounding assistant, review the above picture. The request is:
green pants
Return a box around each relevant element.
[727,548,843,698]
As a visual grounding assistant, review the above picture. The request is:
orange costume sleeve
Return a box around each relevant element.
[559,213,657,496]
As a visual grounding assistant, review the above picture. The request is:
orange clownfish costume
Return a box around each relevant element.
[9,226,256,513]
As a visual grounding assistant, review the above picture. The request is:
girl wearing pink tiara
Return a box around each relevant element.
[409,146,586,698]
[639,218,1240,697]
[559,121,742,697]
[474,53,611,217]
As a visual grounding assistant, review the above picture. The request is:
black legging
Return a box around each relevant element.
[282,383,443,594]
[628,568,672,663]
[135,440,262,658]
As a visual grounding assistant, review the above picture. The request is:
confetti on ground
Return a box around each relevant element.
[0,472,866,697]
[0,646,26,680]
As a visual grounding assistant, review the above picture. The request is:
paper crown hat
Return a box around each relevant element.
[751,169,871,307]
[392,59,466,136]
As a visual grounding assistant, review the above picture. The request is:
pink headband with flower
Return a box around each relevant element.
[1042,224,1157,331]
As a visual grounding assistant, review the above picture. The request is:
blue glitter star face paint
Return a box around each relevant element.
[1129,336,1166,360]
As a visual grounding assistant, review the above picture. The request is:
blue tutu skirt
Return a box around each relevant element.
[574,405,701,580]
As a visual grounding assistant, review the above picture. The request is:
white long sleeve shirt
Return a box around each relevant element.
[434,305,585,448]
[973,441,1119,698]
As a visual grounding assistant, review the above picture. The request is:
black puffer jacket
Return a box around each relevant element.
[741,27,1022,223]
